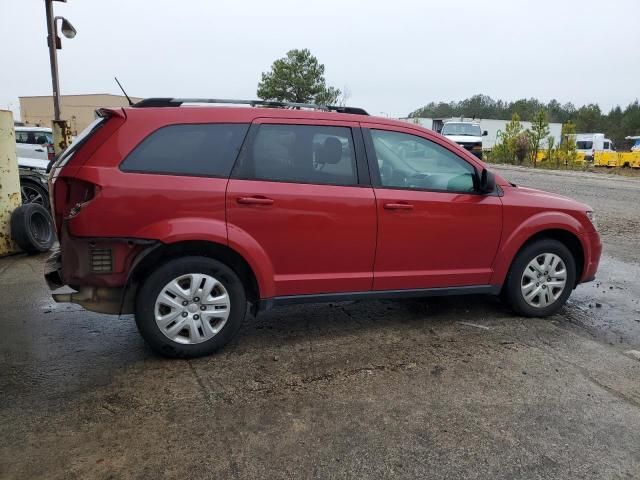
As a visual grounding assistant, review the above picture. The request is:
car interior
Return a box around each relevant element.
[372,133,476,193]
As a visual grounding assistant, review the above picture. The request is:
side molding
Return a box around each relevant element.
[258,285,501,311]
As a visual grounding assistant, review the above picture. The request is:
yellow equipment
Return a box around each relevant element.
[594,151,620,167]
[618,151,640,168]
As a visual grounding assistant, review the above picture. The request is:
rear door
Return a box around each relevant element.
[362,124,503,291]
[226,119,376,297]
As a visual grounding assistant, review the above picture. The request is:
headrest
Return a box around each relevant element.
[317,136,343,164]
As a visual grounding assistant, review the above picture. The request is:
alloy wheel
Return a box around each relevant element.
[21,185,45,206]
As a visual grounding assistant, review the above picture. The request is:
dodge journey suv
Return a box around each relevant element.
[45,98,602,358]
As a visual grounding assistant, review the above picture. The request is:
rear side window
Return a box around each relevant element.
[121,123,249,177]
[233,124,357,186]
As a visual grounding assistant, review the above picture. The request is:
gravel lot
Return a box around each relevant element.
[1,166,639,479]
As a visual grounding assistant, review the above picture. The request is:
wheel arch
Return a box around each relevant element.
[492,226,586,288]
[127,240,262,306]
[515,229,584,285]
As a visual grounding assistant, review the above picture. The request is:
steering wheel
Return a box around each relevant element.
[406,172,430,188]
[312,154,325,171]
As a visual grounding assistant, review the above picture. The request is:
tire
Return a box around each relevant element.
[135,256,247,358]
[10,204,55,254]
[20,179,50,210]
[503,239,576,317]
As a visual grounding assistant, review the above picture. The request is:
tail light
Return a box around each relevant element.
[52,178,100,234]
[47,143,55,161]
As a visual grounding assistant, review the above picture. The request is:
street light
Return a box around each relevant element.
[57,16,77,39]
[44,0,77,121]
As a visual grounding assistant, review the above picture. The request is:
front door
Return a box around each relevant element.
[226,120,376,297]
[362,125,503,291]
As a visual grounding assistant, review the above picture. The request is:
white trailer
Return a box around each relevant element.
[400,116,563,151]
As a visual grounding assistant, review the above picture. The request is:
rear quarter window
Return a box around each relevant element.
[120,123,249,177]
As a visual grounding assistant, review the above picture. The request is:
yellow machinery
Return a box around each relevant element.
[618,151,640,168]
[593,151,640,168]
[593,151,620,167]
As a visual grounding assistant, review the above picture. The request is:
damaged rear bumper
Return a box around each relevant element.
[44,247,134,315]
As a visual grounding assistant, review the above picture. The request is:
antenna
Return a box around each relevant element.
[114,77,133,106]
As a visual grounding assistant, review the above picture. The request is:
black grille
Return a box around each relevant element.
[458,142,476,150]
[90,248,112,273]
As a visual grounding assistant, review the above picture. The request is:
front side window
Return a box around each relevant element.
[370,129,476,193]
[234,124,357,186]
[121,123,249,177]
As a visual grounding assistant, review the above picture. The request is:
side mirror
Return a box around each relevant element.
[477,168,496,194]
[482,130,488,136]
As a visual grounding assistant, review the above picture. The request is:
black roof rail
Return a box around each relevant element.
[132,97,368,115]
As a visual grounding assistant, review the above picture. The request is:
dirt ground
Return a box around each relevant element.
[1,166,639,479]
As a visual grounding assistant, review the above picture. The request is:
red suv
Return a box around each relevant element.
[45,98,602,358]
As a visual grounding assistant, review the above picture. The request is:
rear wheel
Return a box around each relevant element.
[135,256,246,358]
[503,239,576,317]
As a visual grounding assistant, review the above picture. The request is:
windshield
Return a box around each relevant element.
[441,123,482,137]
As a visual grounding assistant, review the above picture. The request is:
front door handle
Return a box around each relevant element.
[237,196,274,206]
[384,202,414,210]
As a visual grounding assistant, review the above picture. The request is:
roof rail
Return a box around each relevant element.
[132,97,368,115]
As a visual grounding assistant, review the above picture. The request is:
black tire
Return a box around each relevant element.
[10,204,55,254]
[135,256,247,358]
[20,179,50,210]
[503,239,576,317]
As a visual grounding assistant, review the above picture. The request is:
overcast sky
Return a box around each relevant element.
[2,0,639,119]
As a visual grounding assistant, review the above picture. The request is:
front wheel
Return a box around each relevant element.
[503,239,576,317]
[135,256,247,358]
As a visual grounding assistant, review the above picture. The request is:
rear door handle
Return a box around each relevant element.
[35,148,44,152]
[384,202,414,210]
[237,196,274,206]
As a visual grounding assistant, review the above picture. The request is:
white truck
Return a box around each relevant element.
[572,133,615,161]
[402,116,563,155]
[439,121,487,158]
[15,126,53,160]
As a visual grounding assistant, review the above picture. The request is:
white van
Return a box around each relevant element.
[440,121,487,158]
[574,133,614,161]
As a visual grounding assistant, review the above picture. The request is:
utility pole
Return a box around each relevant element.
[43,0,76,156]
[45,0,62,121]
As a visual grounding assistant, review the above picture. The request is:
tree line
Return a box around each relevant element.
[255,50,639,150]
[409,94,640,149]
